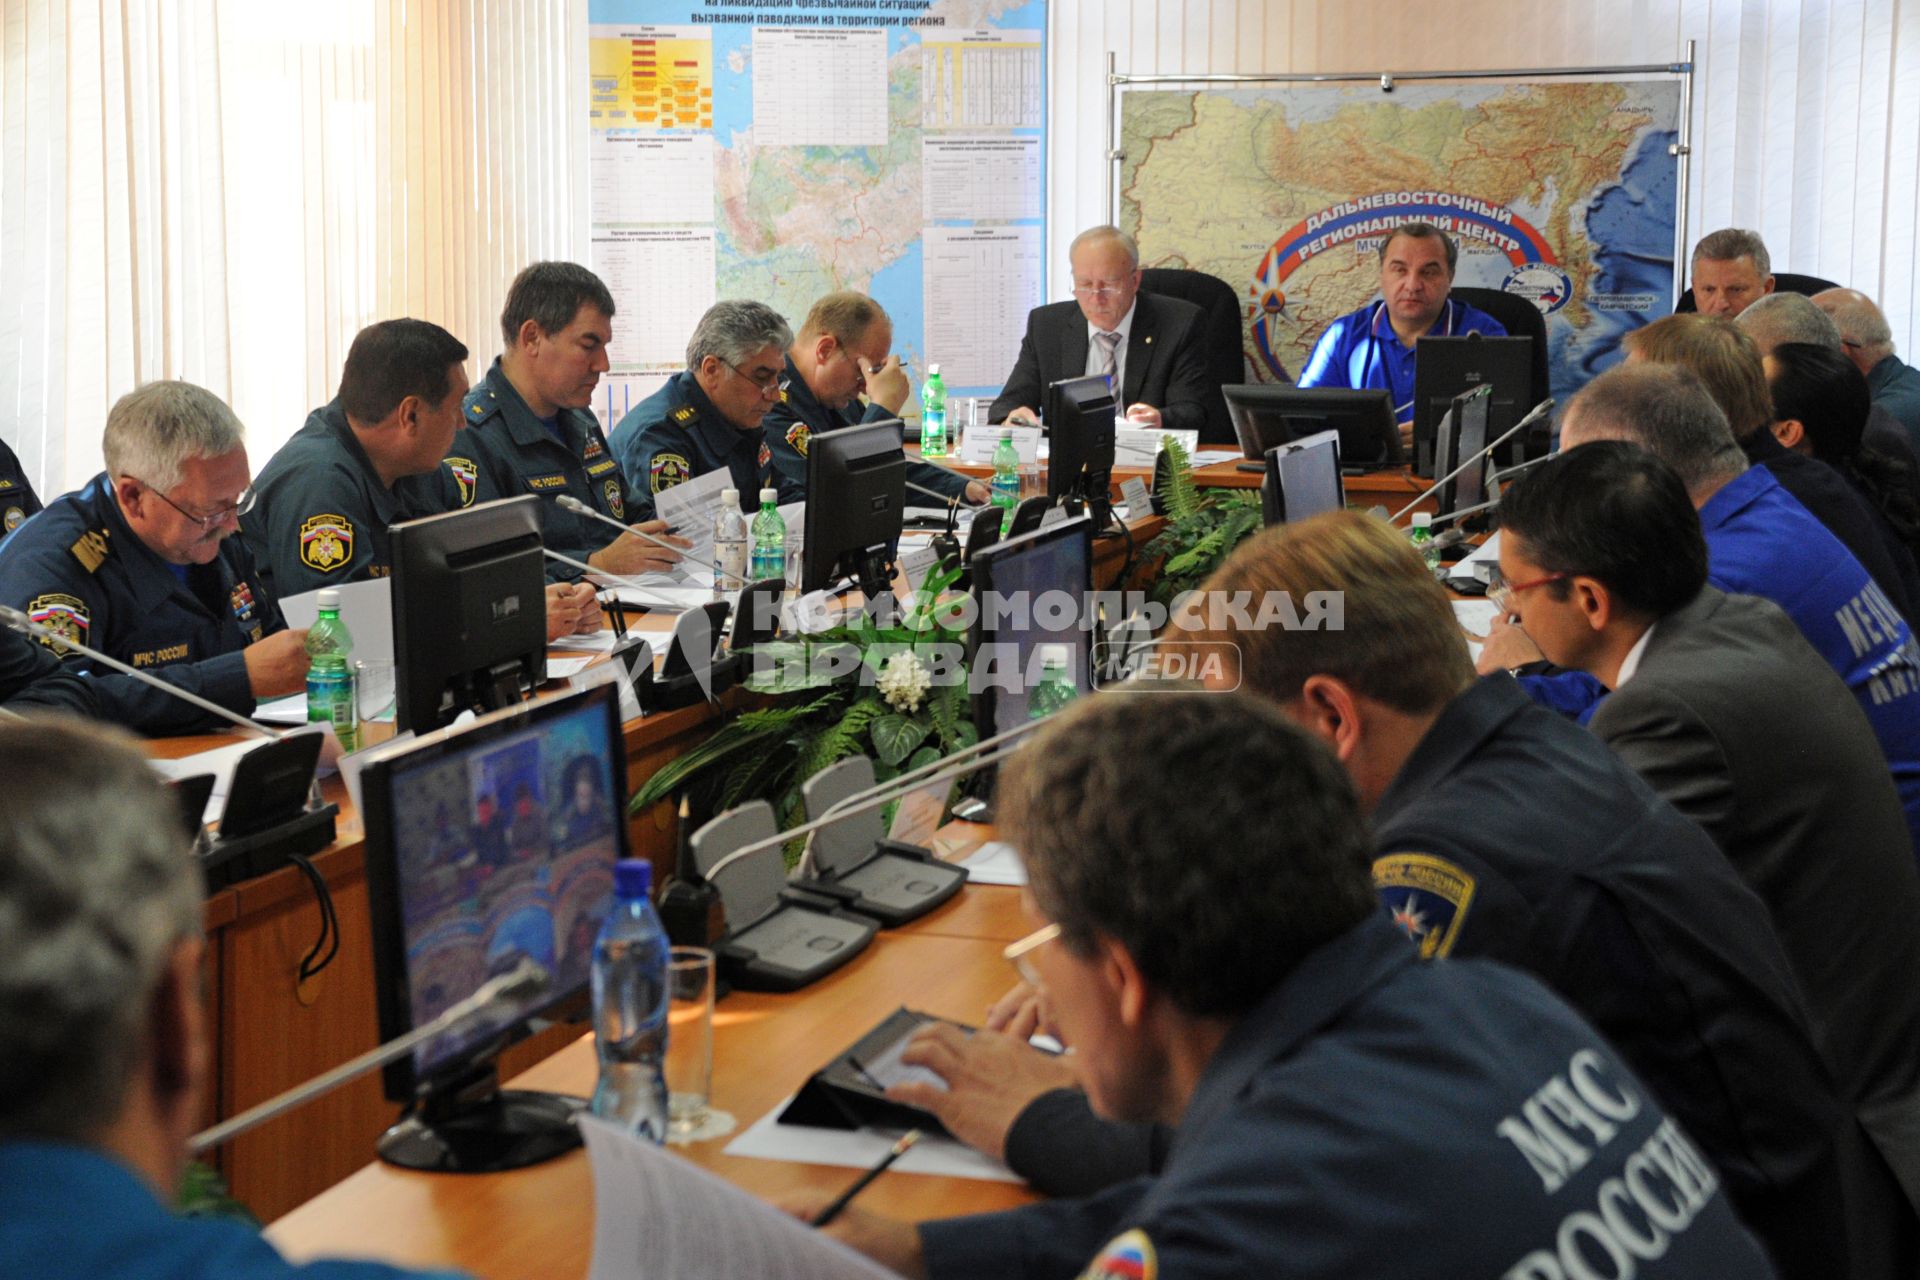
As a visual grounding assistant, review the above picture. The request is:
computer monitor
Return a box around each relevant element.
[1412,334,1533,475]
[361,682,627,1172]
[968,515,1095,738]
[1224,384,1401,468]
[1433,384,1493,523]
[801,421,907,601]
[1044,375,1117,526]
[1261,429,1346,527]
[391,496,549,735]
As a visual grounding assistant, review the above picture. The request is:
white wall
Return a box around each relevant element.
[1046,0,1920,351]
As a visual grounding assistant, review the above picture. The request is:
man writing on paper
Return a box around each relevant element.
[991,226,1213,432]
[245,320,600,641]
[0,719,469,1279]
[762,292,988,507]
[610,299,795,521]
[459,262,688,577]
[0,381,311,730]
[1296,221,1506,444]
[794,691,1775,1278]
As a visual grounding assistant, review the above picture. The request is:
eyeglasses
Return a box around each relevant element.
[1071,281,1132,300]
[138,480,257,530]
[1002,921,1062,989]
[1487,570,1568,615]
[724,359,791,398]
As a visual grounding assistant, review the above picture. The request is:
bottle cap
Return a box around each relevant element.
[613,859,653,900]
[315,588,340,609]
[927,362,940,376]
[720,489,739,508]
[759,487,778,504]
[1038,643,1072,669]
[1411,513,1433,528]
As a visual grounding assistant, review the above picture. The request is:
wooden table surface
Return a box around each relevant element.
[266,884,1038,1279]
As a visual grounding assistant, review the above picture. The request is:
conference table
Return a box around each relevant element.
[266,875,1043,1279]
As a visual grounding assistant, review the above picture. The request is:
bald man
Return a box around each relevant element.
[1815,289,1920,449]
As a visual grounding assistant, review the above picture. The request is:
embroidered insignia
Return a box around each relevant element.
[605,478,626,521]
[583,435,605,459]
[444,456,478,508]
[1373,853,1477,959]
[230,581,258,625]
[758,442,772,469]
[0,478,15,491]
[1079,1228,1156,1280]
[27,592,89,656]
[526,474,569,492]
[650,452,691,495]
[299,514,354,573]
[777,387,791,404]
[69,529,111,574]
[586,458,618,478]
[3,506,23,532]
[786,423,811,459]
[671,405,698,424]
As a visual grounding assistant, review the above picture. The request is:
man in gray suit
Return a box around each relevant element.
[1496,440,1920,1257]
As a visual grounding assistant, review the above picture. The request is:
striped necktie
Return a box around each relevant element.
[1094,330,1121,384]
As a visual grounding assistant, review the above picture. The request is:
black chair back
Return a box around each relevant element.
[1140,266,1247,445]
[1674,271,1842,314]
[1449,286,1551,410]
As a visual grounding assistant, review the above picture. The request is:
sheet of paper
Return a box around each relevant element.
[651,465,732,569]
[724,1096,1021,1184]
[1112,427,1199,468]
[602,584,708,614]
[592,229,718,370]
[957,424,1041,465]
[921,135,1042,221]
[590,132,714,224]
[924,225,1043,388]
[1453,599,1503,664]
[280,578,394,665]
[581,1114,900,1280]
[956,840,1026,886]
[920,29,1044,129]
[553,629,627,653]
[252,691,397,727]
[1193,449,1243,466]
[751,28,887,147]
[546,656,597,679]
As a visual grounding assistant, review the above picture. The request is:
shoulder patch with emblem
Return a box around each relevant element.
[786,422,810,459]
[444,456,478,508]
[299,514,354,573]
[671,405,698,424]
[603,478,626,521]
[69,529,111,574]
[1373,852,1476,959]
[27,593,90,656]
[1079,1228,1156,1280]
[650,452,692,495]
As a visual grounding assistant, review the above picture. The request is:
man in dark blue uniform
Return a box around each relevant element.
[0,436,42,534]
[244,320,598,637]
[762,292,987,508]
[608,299,792,520]
[802,692,1775,1278]
[461,262,685,578]
[0,381,310,727]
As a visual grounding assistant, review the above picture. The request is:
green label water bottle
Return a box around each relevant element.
[1408,512,1439,571]
[305,588,358,752]
[920,363,948,459]
[991,433,1021,514]
[749,487,786,583]
[1029,644,1078,720]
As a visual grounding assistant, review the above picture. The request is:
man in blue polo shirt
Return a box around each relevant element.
[1296,221,1505,434]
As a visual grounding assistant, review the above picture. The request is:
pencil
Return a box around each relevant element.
[810,1129,923,1227]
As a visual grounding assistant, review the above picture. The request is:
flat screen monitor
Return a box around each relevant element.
[801,421,907,599]
[1434,384,1493,523]
[1412,335,1533,476]
[391,496,549,735]
[361,682,627,1172]
[1044,376,1117,525]
[969,515,1094,738]
[1224,384,1401,468]
[1262,429,1346,527]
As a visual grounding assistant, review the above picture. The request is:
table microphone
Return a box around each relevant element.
[543,548,694,614]
[555,494,722,578]
[1389,396,1555,525]
[188,959,549,1154]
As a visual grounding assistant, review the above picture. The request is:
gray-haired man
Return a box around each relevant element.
[0,380,311,730]
[609,298,795,520]
[0,718,466,1277]
[1689,228,1776,318]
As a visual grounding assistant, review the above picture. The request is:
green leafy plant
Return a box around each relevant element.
[629,561,978,866]
[1144,436,1263,608]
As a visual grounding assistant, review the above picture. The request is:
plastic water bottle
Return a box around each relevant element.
[1409,512,1440,571]
[305,589,358,752]
[749,487,786,582]
[713,488,748,596]
[991,433,1021,515]
[590,859,670,1143]
[1029,644,1078,719]
[920,363,948,459]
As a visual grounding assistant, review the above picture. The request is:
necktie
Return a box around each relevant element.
[1094,330,1121,385]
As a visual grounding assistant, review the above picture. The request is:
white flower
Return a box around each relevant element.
[877,651,932,713]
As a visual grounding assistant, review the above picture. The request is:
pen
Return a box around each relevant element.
[810,1129,922,1228]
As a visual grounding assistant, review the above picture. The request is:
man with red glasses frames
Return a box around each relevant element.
[0,381,311,732]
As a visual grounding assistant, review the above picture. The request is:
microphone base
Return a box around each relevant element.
[376,1088,584,1174]
[201,804,340,893]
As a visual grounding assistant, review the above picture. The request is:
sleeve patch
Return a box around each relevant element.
[650,453,691,495]
[1079,1228,1157,1280]
[1373,852,1477,959]
[27,593,90,655]
[603,478,626,521]
[785,422,810,458]
[299,514,355,573]
[444,456,478,508]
